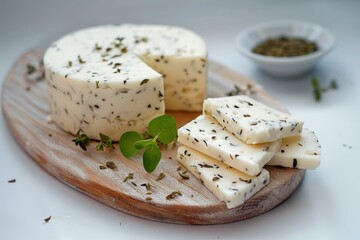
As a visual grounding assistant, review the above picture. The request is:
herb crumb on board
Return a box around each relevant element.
[44,216,51,223]
[123,173,134,182]
[342,144,353,149]
[178,172,190,180]
[140,182,154,191]
[166,191,182,200]
[105,161,117,170]
[156,172,166,181]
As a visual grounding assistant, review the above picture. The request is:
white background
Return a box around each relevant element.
[1,0,359,239]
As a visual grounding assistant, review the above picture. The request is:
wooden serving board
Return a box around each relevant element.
[2,49,305,224]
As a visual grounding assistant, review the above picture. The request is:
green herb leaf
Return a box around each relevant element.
[27,64,36,75]
[312,77,322,102]
[119,131,142,157]
[312,77,320,89]
[330,80,338,90]
[311,77,339,102]
[134,138,155,149]
[148,115,177,144]
[96,133,114,151]
[143,145,161,173]
[119,115,177,172]
[96,144,104,151]
[72,130,90,151]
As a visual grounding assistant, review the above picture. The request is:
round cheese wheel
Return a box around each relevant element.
[44,24,207,140]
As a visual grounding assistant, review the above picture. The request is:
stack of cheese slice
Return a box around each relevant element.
[44,24,207,140]
[177,95,321,209]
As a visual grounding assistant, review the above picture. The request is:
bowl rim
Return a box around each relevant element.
[236,20,336,63]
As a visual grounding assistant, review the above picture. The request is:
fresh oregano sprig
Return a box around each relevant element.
[96,133,114,151]
[312,77,322,101]
[72,129,90,151]
[119,115,177,173]
[312,77,338,102]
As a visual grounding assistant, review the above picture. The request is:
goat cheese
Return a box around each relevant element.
[267,128,321,169]
[178,115,281,176]
[177,146,269,209]
[44,24,207,140]
[203,95,304,144]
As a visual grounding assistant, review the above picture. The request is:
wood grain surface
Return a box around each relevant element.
[2,49,305,224]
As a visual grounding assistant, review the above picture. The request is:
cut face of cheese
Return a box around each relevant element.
[203,95,304,144]
[178,115,281,176]
[44,24,207,140]
[128,24,207,111]
[177,146,269,209]
[267,128,321,169]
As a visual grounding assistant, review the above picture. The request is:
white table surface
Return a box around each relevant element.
[1,0,359,239]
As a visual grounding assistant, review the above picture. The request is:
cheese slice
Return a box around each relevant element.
[203,95,304,144]
[267,128,321,169]
[44,24,207,140]
[178,115,281,176]
[177,146,269,209]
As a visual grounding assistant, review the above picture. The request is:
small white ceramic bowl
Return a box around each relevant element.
[236,21,335,77]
